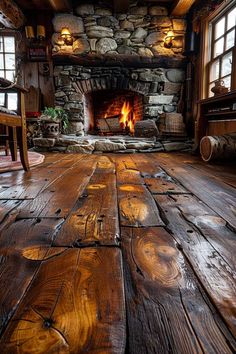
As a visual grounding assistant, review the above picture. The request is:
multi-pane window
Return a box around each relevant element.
[208,4,236,97]
[0,34,17,110]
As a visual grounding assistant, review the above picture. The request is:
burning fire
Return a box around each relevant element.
[120,100,135,134]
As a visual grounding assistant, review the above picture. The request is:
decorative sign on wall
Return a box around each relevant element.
[28,45,48,62]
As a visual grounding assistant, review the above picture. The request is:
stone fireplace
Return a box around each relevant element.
[34,2,190,153]
[54,65,185,136]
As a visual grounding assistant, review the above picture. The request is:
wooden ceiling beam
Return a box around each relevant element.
[0,0,25,28]
[47,0,72,11]
[113,0,130,13]
[171,0,196,16]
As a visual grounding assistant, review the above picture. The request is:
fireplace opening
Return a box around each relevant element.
[83,89,143,135]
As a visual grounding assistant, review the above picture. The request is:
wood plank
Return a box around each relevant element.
[156,152,236,189]
[112,155,143,185]
[117,168,144,185]
[0,155,84,199]
[54,166,119,247]
[122,227,235,353]
[96,155,116,174]
[0,200,21,223]
[155,194,236,337]
[131,153,163,177]
[144,176,189,194]
[0,248,126,353]
[171,0,196,16]
[48,0,72,11]
[118,184,164,227]
[0,218,64,249]
[153,154,236,230]
[17,156,97,218]
[0,218,64,333]
[111,154,138,172]
[0,249,41,335]
[157,194,236,269]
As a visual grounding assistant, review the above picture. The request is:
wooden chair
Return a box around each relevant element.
[0,77,29,171]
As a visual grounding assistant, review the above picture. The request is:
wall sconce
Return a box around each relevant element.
[25,26,35,40]
[37,25,46,40]
[60,27,73,45]
[25,25,46,41]
[164,30,175,48]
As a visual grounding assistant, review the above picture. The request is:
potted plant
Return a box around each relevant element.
[40,107,69,138]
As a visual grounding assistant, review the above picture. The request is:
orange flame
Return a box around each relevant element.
[120,100,135,134]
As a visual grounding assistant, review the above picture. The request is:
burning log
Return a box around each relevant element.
[97,115,123,134]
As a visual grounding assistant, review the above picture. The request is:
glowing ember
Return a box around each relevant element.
[120,100,135,134]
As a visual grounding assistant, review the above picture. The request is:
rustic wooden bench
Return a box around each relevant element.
[0,78,29,171]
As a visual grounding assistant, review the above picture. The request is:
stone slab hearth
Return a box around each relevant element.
[33,135,192,154]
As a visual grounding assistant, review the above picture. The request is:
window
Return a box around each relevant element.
[207,2,236,97]
[0,34,17,110]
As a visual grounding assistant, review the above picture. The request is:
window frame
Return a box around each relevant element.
[0,31,17,82]
[200,0,236,99]
[0,31,17,110]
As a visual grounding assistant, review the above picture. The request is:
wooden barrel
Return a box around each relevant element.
[200,134,236,162]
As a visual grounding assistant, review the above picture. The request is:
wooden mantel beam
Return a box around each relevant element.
[47,0,72,12]
[171,0,196,16]
[113,0,129,13]
[0,0,25,28]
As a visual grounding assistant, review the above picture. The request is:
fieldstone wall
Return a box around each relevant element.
[54,65,185,135]
[52,3,186,57]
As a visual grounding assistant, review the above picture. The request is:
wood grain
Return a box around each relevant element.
[54,165,119,247]
[0,200,21,223]
[131,153,163,177]
[144,176,189,194]
[0,218,64,249]
[122,227,234,353]
[154,154,236,229]
[0,248,41,334]
[0,248,126,354]
[155,194,236,337]
[118,184,164,227]
[17,156,97,218]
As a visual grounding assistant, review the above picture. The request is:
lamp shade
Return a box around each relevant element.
[61,27,71,37]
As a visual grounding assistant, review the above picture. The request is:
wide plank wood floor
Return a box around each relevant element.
[0,152,235,353]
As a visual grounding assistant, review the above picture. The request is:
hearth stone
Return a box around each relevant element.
[33,135,193,153]
[95,140,126,151]
[33,138,56,147]
[67,143,95,154]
